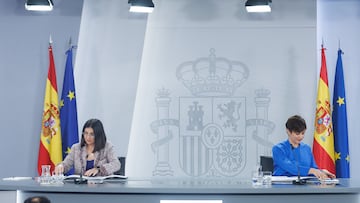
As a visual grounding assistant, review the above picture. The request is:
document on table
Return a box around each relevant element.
[2,177,33,181]
[271,176,301,183]
[64,174,128,181]
[271,176,339,184]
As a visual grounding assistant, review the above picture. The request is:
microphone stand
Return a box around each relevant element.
[291,144,307,185]
[292,174,307,185]
[74,162,88,184]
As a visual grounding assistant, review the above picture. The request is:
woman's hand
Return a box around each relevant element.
[321,169,336,179]
[309,168,336,179]
[84,167,100,177]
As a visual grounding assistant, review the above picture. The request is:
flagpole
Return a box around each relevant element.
[49,35,53,45]
[321,38,324,48]
[68,37,72,49]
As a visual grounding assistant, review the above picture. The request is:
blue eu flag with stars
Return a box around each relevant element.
[60,46,79,175]
[332,48,350,178]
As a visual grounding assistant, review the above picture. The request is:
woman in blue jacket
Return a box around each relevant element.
[272,115,335,179]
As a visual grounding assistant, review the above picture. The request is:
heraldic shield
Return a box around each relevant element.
[179,97,246,177]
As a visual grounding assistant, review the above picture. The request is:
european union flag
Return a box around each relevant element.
[332,48,350,178]
[60,46,79,175]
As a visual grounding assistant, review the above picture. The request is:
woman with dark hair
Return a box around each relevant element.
[24,196,51,203]
[54,119,120,177]
[272,115,335,179]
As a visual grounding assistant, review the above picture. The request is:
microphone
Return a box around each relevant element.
[74,167,87,184]
[291,144,306,185]
[80,166,84,179]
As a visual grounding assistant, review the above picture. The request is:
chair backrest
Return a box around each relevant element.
[260,156,273,172]
[114,157,126,175]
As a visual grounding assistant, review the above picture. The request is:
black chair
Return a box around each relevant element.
[114,157,126,175]
[260,156,273,172]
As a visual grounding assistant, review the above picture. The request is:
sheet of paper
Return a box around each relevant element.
[2,177,33,181]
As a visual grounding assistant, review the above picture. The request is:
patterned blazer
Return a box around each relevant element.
[60,142,120,176]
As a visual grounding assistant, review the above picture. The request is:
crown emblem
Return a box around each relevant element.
[255,88,270,97]
[157,87,171,98]
[176,49,249,97]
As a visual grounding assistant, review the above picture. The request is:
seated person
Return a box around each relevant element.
[272,115,335,179]
[24,196,50,203]
[55,119,120,176]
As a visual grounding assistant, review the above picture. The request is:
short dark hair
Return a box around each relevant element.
[285,115,307,133]
[80,118,107,152]
[24,196,51,203]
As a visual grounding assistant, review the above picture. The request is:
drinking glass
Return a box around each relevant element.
[263,171,272,186]
[252,170,263,186]
[40,165,51,184]
[50,171,64,184]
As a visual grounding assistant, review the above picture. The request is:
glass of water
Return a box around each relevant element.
[252,170,263,186]
[50,172,64,184]
[263,171,272,186]
[40,165,51,184]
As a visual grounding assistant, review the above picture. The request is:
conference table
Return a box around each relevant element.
[0,177,359,203]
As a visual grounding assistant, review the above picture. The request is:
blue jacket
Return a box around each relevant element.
[272,140,318,176]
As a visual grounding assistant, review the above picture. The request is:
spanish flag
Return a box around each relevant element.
[313,45,335,174]
[37,43,63,175]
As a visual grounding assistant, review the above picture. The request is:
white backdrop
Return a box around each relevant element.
[126,0,317,178]
[73,0,360,179]
[74,0,360,179]
[1,0,359,180]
